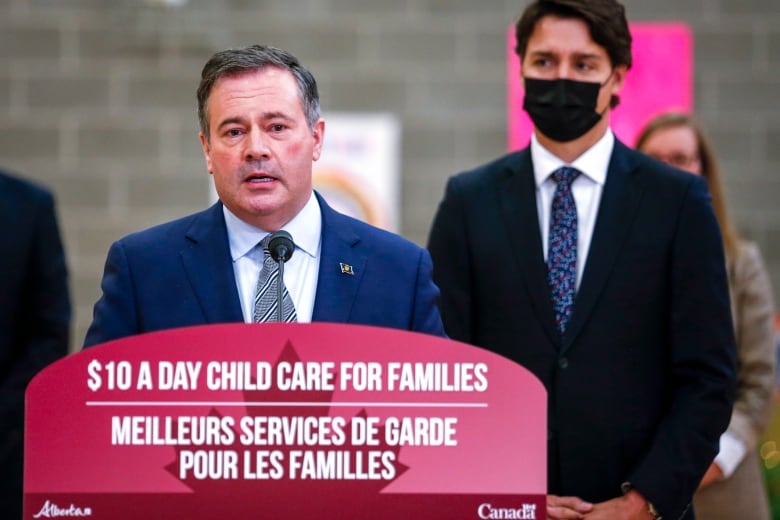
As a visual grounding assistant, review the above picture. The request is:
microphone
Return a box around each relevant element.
[266,231,295,322]
[267,230,294,263]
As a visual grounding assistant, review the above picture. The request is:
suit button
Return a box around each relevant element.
[558,357,568,369]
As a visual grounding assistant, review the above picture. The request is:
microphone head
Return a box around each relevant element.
[267,230,294,262]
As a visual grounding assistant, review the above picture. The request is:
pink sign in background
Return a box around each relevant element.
[507,22,693,150]
[25,323,547,519]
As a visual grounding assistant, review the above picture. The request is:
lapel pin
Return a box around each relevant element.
[339,262,354,275]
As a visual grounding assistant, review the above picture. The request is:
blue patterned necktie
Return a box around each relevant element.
[253,235,297,323]
[547,166,580,335]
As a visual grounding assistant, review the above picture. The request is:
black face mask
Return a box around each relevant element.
[522,77,607,143]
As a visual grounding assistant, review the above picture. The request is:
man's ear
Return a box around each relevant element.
[199,132,213,174]
[311,119,325,162]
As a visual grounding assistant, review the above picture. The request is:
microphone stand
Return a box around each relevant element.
[266,230,295,323]
[276,257,284,323]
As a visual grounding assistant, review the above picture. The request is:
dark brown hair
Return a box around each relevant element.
[636,112,740,260]
[514,0,632,108]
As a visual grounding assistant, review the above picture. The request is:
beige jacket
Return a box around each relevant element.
[694,241,777,519]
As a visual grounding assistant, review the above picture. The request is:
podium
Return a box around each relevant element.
[25,323,546,519]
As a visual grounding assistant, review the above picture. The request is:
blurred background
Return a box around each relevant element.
[1,0,779,514]
[1,0,777,346]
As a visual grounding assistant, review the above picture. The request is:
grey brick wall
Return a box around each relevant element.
[1,0,778,347]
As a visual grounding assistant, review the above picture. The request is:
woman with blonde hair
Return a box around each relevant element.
[637,112,777,520]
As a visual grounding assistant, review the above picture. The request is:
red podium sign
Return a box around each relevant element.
[25,323,546,519]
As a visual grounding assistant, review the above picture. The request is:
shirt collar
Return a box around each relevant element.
[531,130,614,188]
[223,192,322,262]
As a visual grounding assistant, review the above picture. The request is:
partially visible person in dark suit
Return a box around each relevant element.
[637,112,776,520]
[0,170,71,519]
[84,44,445,347]
[427,1,736,518]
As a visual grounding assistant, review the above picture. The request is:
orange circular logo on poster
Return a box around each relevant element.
[313,169,388,229]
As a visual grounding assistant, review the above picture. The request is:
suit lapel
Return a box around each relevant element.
[180,203,244,323]
[499,149,560,347]
[311,194,367,323]
[563,140,644,351]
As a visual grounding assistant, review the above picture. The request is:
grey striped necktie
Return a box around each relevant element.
[253,235,297,323]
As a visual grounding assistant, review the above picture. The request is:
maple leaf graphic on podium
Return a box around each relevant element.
[164,340,410,517]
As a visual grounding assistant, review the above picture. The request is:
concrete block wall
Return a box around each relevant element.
[0,0,777,347]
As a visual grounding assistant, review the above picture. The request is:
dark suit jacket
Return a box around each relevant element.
[427,140,736,519]
[84,193,445,346]
[0,171,71,518]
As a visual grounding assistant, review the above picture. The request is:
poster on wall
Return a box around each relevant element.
[313,113,401,232]
[507,22,693,150]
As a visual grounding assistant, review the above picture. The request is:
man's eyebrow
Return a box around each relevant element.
[216,112,294,131]
[526,50,604,60]
[216,116,245,131]
[571,52,604,61]
[259,111,295,122]
[527,50,556,59]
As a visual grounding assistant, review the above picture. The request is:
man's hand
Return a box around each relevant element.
[546,494,593,519]
[698,462,724,489]
[583,489,655,519]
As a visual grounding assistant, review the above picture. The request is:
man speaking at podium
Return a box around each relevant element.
[84,45,445,347]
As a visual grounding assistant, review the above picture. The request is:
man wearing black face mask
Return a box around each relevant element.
[427,1,736,519]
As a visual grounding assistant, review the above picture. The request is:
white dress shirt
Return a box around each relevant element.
[532,130,615,289]
[223,192,322,323]
[715,432,746,478]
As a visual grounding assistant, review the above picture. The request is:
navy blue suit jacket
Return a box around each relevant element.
[84,193,445,346]
[427,140,736,519]
[0,171,70,518]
